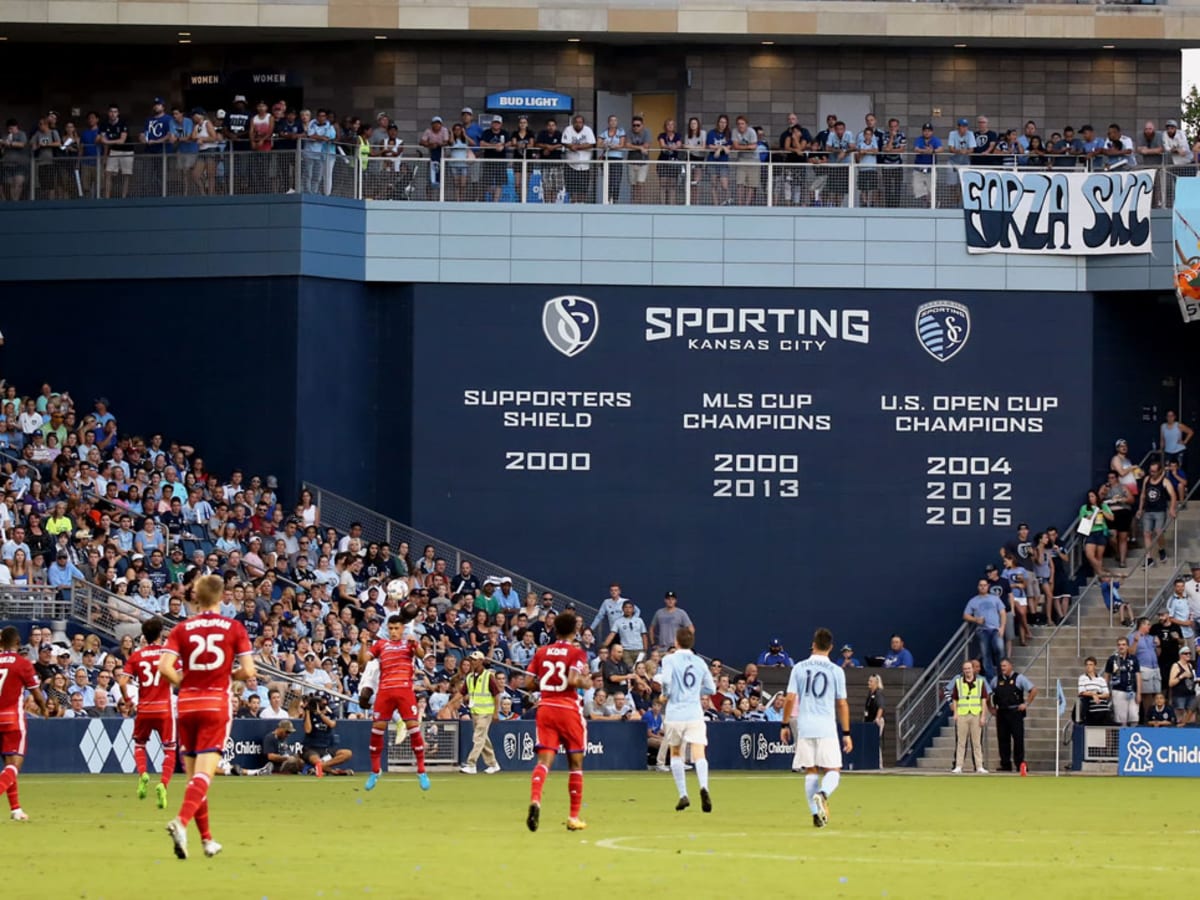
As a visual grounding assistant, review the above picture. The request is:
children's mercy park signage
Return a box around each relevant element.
[960,169,1155,256]
[485,89,574,113]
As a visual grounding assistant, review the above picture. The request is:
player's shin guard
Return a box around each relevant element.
[134,741,148,776]
[669,756,687,798]
[178,773,211,828]
[162,743,177,786]
[369,728,385,775]
[194,798,212,842]
[694,758,709,791]
[821,770,841,797]
[568,771,583,819]
[804,773,820,814]
[409,728,427,774]
[530,763,548,804]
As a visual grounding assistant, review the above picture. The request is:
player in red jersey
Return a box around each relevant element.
[359,603,430,792]
[525,610,590,832]
[159,574,255,861]
[118,617,178,809]
[0,626,47,822]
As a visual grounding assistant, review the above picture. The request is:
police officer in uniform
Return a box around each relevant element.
[988,658,1037,774]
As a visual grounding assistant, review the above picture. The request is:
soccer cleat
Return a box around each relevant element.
[364,772,380,791]
[10,809,29,822]
[527,802,540,832]
[202,840,222,858]
[156,783,168,809]
[700,788,712,813]
[951,767,963,774]
[675,796,690,811]
[138,772,151,800]
[417,773,431,791]
[484,765,501,775]
[313,759,324,778]
[813,791,830,826]
[166,818,189,860]
[566,817,588,831]
[812,813,825,829]
[976,768,989,774]
[1019,762,1028,777]
[459,765,477,775]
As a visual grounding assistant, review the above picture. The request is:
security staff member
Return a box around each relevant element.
[951,660,989,774]
[460,651,501,774]
[988,658,1037,774]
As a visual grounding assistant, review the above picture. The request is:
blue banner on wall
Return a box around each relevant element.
[485,89,573,114]
[20,719,372,775]
[1118,727,1200,776]
[458,720,647,770]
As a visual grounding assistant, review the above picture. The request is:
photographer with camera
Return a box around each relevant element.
[262,720,304,774]
[302,693,353,776]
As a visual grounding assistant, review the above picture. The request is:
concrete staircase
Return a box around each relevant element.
[916,506,1200,773]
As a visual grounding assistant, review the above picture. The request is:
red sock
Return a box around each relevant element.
[162,744,177,786]
[369,730,385,775]
[409,728,426,774]
[530,763,548,804]
[194,798,212,842]
[134,742,148,776]
[568,771,583,818]
[177,773,211,828]
[0,765,17,800]
[7,779,18,812]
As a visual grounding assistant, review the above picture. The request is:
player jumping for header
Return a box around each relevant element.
[781,627,852,828]
[526,610,590,832]
[653,629,715,812]
[119,617,178,809]
[359,604,431,792]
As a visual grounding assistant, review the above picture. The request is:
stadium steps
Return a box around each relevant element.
[915,505,1200,774]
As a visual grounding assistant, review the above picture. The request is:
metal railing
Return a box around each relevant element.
[894,622,971,760]
[0,585,68,619]
[303,482,601,627]
[70,578,155,642]
[0,147,1190,209]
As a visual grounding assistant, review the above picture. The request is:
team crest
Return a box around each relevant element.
[915,300,971,362]
[542,295,599,357]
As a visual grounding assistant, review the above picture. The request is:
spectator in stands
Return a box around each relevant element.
[1098,472,1134,570]
[964,578,1005,681]
[606,600,648,666]
[1105,637,1141,726]
[883,635,914,668]
[1138,461,1177,566]
[757,637,793,668]
[1076,657,1111,724]
[1129,616,1162,721]
[1168,645,1196,725]
[601,641,634,696]
[648,590,692,652]
[1147,692,1177,727]
[1079,490,1114,578]
[911,122,940,205]
[839,644,862,669]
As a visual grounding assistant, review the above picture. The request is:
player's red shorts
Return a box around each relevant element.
[177,711,230,756]
[536,706,586,755]
[373,689,418,725]
[0,726,27,757]
[134,714,177,746]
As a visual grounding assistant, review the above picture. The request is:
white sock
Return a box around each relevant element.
[821,770,841,797]
[694,758,709,791]
[670,756,687,798]
[804,773,819,813]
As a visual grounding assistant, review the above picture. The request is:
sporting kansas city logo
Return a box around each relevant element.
[502,731,535,761]
[542,295,599,357]
[915,300,971,363]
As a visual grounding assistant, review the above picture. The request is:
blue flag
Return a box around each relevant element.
[1056,678,1067,716]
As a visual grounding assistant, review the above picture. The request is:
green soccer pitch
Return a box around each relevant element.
[1,772,1186,899]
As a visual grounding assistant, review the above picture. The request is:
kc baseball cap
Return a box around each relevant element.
[956,118,969,126]
[469,651,486,661]
[922,122,933,130]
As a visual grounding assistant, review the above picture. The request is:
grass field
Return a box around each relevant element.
[2,771,1186,899]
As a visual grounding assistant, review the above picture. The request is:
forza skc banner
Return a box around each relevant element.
[960,168,1154,255]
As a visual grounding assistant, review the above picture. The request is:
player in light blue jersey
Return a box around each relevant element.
[782,628,851,828]
[652,630,716,812]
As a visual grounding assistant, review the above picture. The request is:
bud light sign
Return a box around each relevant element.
[486,89,573,113]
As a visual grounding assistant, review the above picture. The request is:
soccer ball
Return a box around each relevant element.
[386,579,410,602]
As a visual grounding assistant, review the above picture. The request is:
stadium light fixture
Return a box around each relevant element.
[761,40,775,45]
[567,37,581,42]
[1102,44,1115,49]
[375,34,388,39]
[953,43,966,48]
[177,30,190,35]
[178,38,191,43]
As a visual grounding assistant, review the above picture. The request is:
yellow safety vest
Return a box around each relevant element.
[955,677,983,716]
[467,671,494,715]
[358,138,371,171]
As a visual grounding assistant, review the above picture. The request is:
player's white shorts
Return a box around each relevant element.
[793,736,842,771]
[663,720,707,748]
[360,659,380,693]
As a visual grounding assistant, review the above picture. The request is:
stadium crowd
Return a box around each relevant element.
[2,99,1197,206]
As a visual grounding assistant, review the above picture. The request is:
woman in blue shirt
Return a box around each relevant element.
[705,114,731,206]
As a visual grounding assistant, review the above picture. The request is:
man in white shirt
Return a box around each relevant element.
[561,114,596,203]
[1101,123,1134,171]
